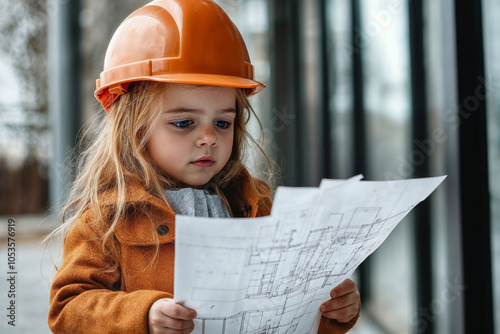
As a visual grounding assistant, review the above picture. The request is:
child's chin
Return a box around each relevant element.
[183,178,212,188]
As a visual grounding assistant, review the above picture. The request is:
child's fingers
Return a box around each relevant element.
[320,290,359,313]
[320,299,359,322]
[159,300,197,320]
[330,278,357,298]
[148,318,194,333]
[149,298,197,333]
[326,303,360,323]
[160,318,195,332]
[319,279,360,322]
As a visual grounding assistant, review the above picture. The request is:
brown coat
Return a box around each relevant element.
[48,172,358,333]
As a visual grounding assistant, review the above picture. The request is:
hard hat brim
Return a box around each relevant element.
[95,74,265,111]
[149,73,265,93]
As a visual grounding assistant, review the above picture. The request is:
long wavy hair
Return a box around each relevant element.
[47,81,273,268]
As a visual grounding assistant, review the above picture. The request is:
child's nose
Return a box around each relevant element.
[195,125,217,147]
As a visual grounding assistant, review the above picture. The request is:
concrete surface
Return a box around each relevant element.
[0,214,56,334]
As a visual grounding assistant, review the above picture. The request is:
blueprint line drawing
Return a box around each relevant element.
[174,175,446,334]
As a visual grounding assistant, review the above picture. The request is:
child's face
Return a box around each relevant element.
[148,84,237,187]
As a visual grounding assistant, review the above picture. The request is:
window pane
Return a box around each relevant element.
[214,0,271,171]
[425,0,463,332]
[360,0,413,332]
[483,0,500,331]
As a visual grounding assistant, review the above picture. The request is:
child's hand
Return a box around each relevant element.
[319,279,360,323]
[148,298,197,333]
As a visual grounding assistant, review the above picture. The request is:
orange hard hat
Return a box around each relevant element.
[95,0,265,111]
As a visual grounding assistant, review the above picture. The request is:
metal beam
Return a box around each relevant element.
[454,0,494,332]
[318,0,332,179]
[408,1,433,333]
[268,0,304,186]
[351,0,370,304]
[48,0,82,213]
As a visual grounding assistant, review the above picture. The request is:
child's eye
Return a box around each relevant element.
[215,121,231,129]
[171,120,193,128]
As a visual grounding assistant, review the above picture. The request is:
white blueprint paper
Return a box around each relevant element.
[174,175,446,334]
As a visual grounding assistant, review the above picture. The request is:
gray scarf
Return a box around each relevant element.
[165,188,230,218]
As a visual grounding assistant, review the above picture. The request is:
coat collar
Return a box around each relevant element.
[95,168,272,245]
[98,179,169,211]
[97,167,271,218]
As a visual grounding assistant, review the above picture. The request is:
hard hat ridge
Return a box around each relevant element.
[95,0,265,111]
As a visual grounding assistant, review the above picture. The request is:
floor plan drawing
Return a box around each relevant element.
[174,175,446,334]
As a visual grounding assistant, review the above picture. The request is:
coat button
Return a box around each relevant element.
[157,225,169,236]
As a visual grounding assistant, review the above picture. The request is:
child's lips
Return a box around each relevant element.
[191,156,215,168]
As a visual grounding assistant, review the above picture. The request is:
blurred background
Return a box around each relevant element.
[0,0,498,333]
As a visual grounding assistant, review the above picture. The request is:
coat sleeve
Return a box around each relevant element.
[48,212,171,334]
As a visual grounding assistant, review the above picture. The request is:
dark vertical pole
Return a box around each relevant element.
[351,0,370,303]
[268,0,303,186]
[454,0,494,332]
[408,1,433,333]
[352,0,366,176]
[49,0,82,212]
[292,0,305,186]
[319,0,332,178]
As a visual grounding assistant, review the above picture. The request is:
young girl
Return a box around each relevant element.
[48,0,360,333]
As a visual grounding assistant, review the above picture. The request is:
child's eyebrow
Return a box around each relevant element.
[164,107,237,114]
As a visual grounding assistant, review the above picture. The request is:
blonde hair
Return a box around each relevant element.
[48,81,272,268]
